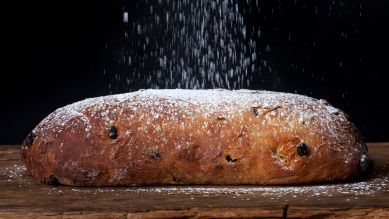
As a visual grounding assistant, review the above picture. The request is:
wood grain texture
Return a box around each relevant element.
[1,143,388,218]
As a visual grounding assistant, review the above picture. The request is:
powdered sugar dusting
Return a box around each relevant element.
[39,175,389,201]
[2,164,33,186]
[2,157,389,211]
[130,176,389,198]
[4,162,388,196]
[3,164,27,182]
[34,89,348,139]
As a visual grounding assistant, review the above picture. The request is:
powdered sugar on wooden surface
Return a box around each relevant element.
[3,164,388,201]
[2,142,388,213]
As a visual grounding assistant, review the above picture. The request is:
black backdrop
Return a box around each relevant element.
[2,0,388,144]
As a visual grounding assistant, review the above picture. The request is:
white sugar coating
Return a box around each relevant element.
[4,164,388,198]
[3,163,388,205]
[34,89,354,145]
[127,176,389,198]
[3,164,26,180]
[41,175,389,200]
[2,164,31,186]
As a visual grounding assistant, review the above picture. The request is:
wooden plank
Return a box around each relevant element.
[0,143,388,218]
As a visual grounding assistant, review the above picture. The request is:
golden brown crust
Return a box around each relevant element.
[21,89,371,186]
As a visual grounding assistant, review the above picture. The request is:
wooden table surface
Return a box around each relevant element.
[1,143,388,218]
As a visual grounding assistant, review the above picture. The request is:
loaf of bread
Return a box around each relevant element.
[21,89,372,186]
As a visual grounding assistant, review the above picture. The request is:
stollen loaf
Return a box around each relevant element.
[21,89,373,186]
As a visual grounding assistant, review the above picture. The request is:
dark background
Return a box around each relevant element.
[2,0,388,144]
